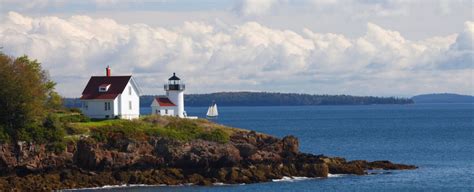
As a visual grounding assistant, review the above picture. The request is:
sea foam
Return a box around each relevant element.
[272,176,312,182]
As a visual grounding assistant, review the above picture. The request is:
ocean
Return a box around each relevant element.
[79,104,474,191]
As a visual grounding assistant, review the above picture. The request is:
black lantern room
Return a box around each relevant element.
[164,73,185,91]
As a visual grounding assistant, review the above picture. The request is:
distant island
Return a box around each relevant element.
[65,92,414,108]
[412,93,474,104]
[133,92,413,107]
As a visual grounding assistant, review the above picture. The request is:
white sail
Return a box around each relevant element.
[207,103,218,117]
[213,104,218,116]
[206,106,212,116]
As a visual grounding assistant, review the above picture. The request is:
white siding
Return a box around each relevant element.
[118,81,140,119]
[151,105,176,116]
[167,91,184,117]
[81,78,140,120]
[81,99,117,119]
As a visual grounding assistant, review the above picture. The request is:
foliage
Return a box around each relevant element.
[65,124,90,135]
[139,92,414,107]
[47,91,64,110]
[0,125,10,143]
[47,141,66,154]
[69,108,82,113]
[59,114,90,123]
[86,116,231,143]
[90,120,149,142]
[63,135,81,144]
[198,129,229,143]
[0,53,60,142]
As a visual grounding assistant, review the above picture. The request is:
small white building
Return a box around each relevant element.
[150,97,177,116]
[80,66,141,119]
[151,73,195,118]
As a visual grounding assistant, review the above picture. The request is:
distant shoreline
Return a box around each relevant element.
[63,92,473,109]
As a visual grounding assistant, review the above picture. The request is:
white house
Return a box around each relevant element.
[80,66,141,119]
[151,73,196,119]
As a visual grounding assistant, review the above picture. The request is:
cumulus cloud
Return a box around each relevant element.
[0,12,472,97]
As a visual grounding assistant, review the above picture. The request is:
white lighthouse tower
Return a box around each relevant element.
[165,73,185,117]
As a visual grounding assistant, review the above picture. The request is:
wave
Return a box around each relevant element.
[328,173,345,178]
[272,176,312,182]
[272,174,347,183]
[68,175,347,190]
[67,184,160,191]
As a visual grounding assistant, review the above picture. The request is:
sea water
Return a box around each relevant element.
[78,104,474,191]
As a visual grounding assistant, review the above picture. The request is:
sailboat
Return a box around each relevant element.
[206,102,218,118]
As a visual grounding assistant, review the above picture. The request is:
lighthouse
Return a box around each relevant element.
[150,73,197,119]
[165,73,185,117]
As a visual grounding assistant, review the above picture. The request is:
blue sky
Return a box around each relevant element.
[0,0,472,97]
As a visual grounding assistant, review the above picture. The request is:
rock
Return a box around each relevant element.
[0,131,417,190]
[327,162,366,175]
[171,140,241,168]
[196,179,213,186]
[368,160,417,170]
[301,163,328,177]
[73,139,100,169]
[187,173,205,184]
[248,150,282,163]
[281,135,299,155]
[235,143,258,158]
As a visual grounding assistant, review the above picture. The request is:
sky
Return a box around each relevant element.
[0,0,472,97]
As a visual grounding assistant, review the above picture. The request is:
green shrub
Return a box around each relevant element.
[59,114,90,123]
[87,117,230,143]
[90,120,148,142]
[63,135,81,144]
[16,114,66,145]
[90,127,108,142]
[165,118,203,134]
[47,141,66,154]
[64,124,89,135]
[0,125,10,143]
[198,129,229,143]
[69,108,82,113]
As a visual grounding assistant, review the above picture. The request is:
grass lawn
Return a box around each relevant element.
[63,115,240,143]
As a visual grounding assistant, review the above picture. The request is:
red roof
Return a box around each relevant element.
[99,83,111,87]
[81,76,131,100]
[156,97,176,106]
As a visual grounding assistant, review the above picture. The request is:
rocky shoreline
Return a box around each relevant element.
[0,131,416,191]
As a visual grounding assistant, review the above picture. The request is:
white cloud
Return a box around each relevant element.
[0,12,472,97]
[233,0,278,17]
[0,0,66,10]
[233,0,470,18]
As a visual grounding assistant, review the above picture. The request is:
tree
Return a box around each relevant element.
[0,53,59,142]
[47,91,64,110]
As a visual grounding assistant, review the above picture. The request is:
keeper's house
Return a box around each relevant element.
[80,66,141,119]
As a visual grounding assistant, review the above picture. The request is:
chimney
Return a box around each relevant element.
[106,66,111,77]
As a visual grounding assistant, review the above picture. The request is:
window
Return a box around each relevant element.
[165,109,168,114]
[104,102,111,111]
[129,86,132,95]
[129,101,132,110]
[84,102,88,110]
[155,109,158,114]
[99,84,111,92]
